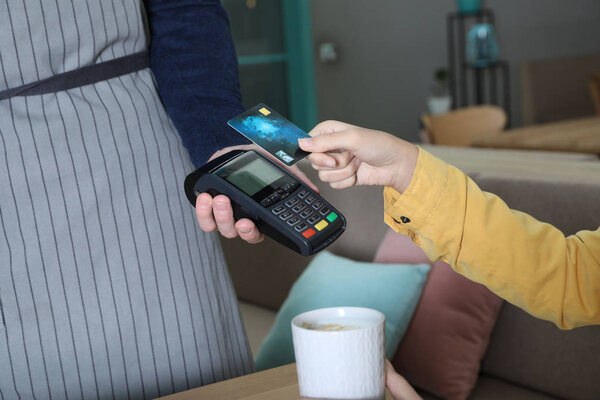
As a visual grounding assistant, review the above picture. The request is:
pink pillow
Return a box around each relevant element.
[374,230,503,400]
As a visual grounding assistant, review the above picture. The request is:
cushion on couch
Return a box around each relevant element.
[374,230,503,400]
[254,251,429,371]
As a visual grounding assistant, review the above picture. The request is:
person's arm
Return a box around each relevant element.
[144,0,265,243]
[384,148,600,329]
[144,0,250,167]
[299,121,600,329]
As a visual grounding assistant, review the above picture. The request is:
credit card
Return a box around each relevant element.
[227,103,310,166]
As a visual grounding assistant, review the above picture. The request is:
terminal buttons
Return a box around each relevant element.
[314,220,329,231]
[307,214,320,224]
[302,228,316,238]
[279,211,293,220]
[268,186,341,240]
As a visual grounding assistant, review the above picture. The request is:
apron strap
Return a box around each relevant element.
[0,50,149,101]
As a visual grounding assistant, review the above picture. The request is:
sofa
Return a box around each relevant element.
[221,146,600,400]
[521,53,600,125]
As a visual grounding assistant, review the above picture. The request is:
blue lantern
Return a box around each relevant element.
[466,24,499,67]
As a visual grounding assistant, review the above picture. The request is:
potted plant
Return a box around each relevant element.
[427,68,452,115]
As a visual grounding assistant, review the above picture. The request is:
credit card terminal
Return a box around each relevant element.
[184,150,346,256]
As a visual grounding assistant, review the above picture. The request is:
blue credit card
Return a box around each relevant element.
[227,103,310,166]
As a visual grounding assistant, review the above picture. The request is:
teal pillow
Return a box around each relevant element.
[254,251,430,371]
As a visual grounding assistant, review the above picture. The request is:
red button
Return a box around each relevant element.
[302,228,316,238]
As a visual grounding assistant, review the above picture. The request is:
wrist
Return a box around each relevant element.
[391,143,419,193]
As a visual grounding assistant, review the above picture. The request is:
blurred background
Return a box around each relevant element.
[223,0,600,143]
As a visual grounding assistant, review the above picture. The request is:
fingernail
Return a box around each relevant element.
[198,198,210,208]
[325,158,336,167]
[239,227,252,234]
[298,138,312,148]
[215,202,227,210]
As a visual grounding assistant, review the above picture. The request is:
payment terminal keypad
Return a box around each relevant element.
[287,216,300,226]
[279,211,293,220]
[263,184,340,239]
[272,205,286,215]
[307,214,320,224]
[299,209,313,219]
[292,203,306,213]
[285,197,300,207]
[295,222,308,231]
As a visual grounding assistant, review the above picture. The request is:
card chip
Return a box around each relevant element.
[259,107,271,116]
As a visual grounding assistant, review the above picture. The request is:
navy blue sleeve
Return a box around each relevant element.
[144,0,250,167]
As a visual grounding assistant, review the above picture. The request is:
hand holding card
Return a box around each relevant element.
[228,104,311,166]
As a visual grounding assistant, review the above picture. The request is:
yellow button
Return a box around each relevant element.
[314,220,328,231]
[259,107,271,115]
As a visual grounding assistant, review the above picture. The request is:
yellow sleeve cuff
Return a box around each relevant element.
[384,147,450,234]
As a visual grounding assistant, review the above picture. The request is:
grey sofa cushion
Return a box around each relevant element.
[417,376,559,400]
[468,376,559,400]
[483,304,600,400]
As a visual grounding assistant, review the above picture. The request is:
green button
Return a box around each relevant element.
[326,212,338,222]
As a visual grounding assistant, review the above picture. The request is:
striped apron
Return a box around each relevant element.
[0,1,253,399]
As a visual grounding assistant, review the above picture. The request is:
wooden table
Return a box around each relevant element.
[471,116,600,154]
[157,363,394,400]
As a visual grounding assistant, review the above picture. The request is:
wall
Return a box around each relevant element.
[311,0,600,141]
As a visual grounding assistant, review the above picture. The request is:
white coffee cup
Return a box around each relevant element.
[291,307,386,400]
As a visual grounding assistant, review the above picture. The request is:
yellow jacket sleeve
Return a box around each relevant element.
[384,147,600,329]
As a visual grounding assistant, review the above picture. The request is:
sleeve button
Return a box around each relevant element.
[400,216,411,223]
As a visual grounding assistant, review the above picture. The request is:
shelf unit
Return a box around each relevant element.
[447,9,511,126]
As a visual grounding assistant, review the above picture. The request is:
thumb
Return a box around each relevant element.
[298,130,362,154]
[386,360,422,400]
[308,120,355,137]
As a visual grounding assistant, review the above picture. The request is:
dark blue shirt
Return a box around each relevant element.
[145,0,250,167]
